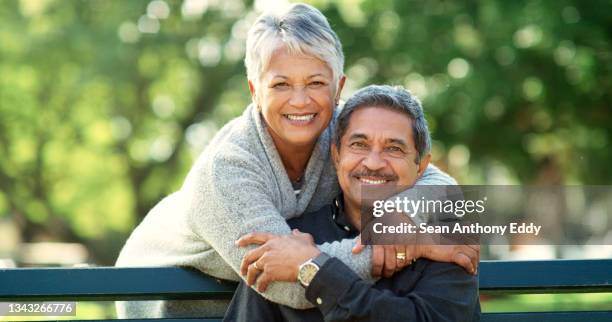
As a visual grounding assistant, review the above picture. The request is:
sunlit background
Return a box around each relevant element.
[0,0,611,318]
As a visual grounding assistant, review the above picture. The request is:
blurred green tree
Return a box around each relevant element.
[0,0,610,264]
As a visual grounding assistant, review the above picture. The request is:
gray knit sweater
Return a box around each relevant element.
[115,104,456,317]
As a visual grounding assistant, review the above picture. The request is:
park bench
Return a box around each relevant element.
[1,259,611,321]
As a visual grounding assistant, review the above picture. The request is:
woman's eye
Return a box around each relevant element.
[309,81,326,87]
[272,82,290,89]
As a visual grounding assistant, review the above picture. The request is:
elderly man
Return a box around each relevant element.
[227,85,480,322]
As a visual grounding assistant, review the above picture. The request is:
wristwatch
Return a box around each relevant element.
[298,253,331,288]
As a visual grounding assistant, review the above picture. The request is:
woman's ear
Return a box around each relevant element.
[248,80,256,97]
[248,80,258,106]
[335,76,347,104]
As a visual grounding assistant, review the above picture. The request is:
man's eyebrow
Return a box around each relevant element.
[387,138,408,147]
[348,133,368,141]
[271,75,288,79]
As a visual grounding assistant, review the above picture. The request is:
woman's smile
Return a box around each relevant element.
[283,112,318,124]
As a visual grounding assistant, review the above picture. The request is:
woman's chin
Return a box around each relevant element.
[285,136,319,148]
[273,132,320,149]
[280,126,325,146]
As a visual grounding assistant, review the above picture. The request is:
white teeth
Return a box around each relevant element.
[285,114,315,121]
[360,178,386,185]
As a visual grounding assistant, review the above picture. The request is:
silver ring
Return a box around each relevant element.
[253,261,261,270]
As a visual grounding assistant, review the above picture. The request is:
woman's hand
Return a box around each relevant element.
[236,230,320,292]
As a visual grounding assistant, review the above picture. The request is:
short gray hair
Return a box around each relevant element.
[245,3,344,93]
[334,85,432,163]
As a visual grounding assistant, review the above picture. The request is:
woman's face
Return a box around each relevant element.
[249,47,345,150]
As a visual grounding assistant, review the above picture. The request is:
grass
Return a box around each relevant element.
[481,293,612,312]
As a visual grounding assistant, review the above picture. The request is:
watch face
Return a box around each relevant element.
[299,262,319,286]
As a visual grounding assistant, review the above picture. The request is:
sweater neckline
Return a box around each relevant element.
[250,104,329,212]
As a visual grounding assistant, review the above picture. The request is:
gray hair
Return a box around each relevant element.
[334,85,432,164]
[245,3,344,94]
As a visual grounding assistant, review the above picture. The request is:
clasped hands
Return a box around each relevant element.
[236,230,479,292]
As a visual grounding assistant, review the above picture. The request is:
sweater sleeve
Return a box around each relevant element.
[418,164,458,185]
[182,149,321,309]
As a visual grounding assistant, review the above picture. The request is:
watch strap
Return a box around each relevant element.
[311,252,331,268]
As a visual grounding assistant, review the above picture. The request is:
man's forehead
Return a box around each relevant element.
[344,106,414,141]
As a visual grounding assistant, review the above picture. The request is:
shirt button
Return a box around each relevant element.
[344,226,350,231]
[316,297,323,305]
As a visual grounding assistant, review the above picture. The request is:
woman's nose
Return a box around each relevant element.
[289,87,310,108]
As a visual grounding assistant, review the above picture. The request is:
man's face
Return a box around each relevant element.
[332,106,431,212]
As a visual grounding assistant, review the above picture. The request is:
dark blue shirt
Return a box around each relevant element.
[224,197,480,322]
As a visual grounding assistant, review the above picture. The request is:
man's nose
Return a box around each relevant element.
[289,86,310,108]
[362,150,386,171]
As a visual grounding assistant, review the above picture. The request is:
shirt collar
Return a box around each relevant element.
[332,194,359,234]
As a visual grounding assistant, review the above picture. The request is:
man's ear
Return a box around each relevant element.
[331,143,340,169]
[335,76,347,104]
[417,153,432,177]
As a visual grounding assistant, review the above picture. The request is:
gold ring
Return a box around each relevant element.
[396,252,407,261]
[253,261,261,270]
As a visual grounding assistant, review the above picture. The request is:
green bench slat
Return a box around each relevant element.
[0,267,236,301]
[1,260,611,321]
[479,259,612,294]
[1,260,610,301]
[481,310,612,322]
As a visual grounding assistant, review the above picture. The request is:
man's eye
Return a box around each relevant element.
[350,142,367,148]
[272,82,290,89]
[386,146,404,153]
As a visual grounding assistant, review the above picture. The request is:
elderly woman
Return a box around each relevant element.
[116,3,473,318]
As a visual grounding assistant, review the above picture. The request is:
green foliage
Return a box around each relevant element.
[0,0,610,264]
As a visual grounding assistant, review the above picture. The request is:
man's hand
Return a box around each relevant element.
[352,236,480,276]
[420,244,480,274]
[236,230,320,292]
[352,236,419,278]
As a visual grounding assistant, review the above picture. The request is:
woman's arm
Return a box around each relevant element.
[181,151,377,309]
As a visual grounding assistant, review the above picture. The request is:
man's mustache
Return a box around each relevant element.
[351,169,398,181]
